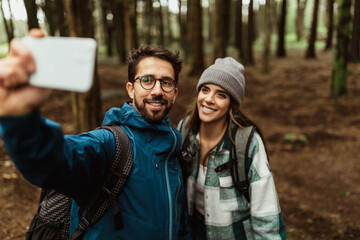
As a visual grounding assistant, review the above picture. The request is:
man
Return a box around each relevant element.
[0,29,190,240]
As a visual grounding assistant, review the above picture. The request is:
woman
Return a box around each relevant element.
[178,57,286,240]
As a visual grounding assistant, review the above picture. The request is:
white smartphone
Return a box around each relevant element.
[22,36,97,92]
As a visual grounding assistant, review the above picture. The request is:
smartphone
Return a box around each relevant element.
[22,36,97,92]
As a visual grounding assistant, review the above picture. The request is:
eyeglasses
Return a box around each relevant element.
[134,75,177,93]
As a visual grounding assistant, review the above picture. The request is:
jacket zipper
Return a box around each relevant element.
[165,124,177,240]
[175,173,181,220]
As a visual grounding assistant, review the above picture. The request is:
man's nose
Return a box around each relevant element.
[151,80,164,95]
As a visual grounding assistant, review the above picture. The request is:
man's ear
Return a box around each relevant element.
[126,82,134,99]
[172,87,178,104]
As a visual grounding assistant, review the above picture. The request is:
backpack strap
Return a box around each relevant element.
[71,125,133,240]
[215,126,256,203]
[177,116,189,145]
[232,126,256,202]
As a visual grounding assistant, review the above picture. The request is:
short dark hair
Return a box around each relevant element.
[127,44,183,83]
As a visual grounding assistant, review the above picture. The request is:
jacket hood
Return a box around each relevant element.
[102,102,174,132]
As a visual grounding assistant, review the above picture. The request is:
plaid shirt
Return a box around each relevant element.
[183,126,286,240]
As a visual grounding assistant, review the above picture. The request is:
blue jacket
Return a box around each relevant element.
[0,102,190,240]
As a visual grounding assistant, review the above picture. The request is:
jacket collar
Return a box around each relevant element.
[102,102,174,132]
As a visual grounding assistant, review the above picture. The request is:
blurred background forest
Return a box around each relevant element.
[1,0,360,239]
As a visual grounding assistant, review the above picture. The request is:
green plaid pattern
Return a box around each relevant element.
[184,129,286,240]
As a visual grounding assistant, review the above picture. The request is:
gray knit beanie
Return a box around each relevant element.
[196,57,245,105]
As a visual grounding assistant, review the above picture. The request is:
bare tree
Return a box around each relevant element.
[331,0,351,97]
[157,0,164,45]
[350,0,360,62]
[212,0,230,61]
[23,0,40,30]
[100,0,113,57]
[40,0,57,36]
[1,0,15,44]
[324,0,334,50]
[110,0,126,63]
[262,0,272,73]
[245,0,254,65]
[296,0,307,41]
[276,0,286,57]
[188,0,204,76]
[145,0,153,44]
[235,0,243,60]
[124,0,138,50]
[305,0,319,58]
[63,0,102,133]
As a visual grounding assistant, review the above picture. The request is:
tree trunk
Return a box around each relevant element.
[324,0,334,50]
[262,0,272,73]
[110,0,126,63]
[331,0,351,97]
[245,0,254,65]
[296,0,307,41]
[157,0,164,45]
[235,0,243,60]
[63,0,102,133]
[1,0,14,44]
[124,0,138,50]
[41,0,57,36]
[24,0,39,30]
[146,0,153,44]
[101,0,113,57]
[178,0,184,46]
[350,0,360,62]
[188,0,204,76]
[305,0,319,58]
[212,0,230,61]
[164,0,172,44]
[276,0,286,57]
[55,0,68,36]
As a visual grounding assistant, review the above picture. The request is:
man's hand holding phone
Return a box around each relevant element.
[0,29,96,117]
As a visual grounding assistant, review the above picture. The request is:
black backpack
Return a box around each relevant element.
[25,125,133,240]
[178,118,256,202]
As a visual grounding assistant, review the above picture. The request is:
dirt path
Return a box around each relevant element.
[0,49,359,239]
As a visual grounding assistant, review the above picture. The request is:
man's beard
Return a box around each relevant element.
[134,96,172,124]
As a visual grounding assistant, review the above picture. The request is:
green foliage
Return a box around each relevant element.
[283,133,308,148]
[253,32,325,51]
[0,42,9,58]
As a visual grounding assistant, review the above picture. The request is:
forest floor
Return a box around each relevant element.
[1,49,360,240]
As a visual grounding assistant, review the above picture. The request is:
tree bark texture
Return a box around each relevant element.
[41,0,57,36]
[24,0,40,30]
[101,0,113,57]
[350,0,360,62]
[262,0,272,73]
[63,0,102,133]
[324,0,334,50]
[331,0,351,97]
[305,0,319,58]
[110,0,126,63]
[296,0,307,41]
[145,0,153,44]
[188,0,204,76]
[157,0,164,45]
[235,0,243,60]
[245,0,254,65]
[124,0,138,50]
[276,0,286,57]
[1,0,15,44]
[212,0,230,61]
